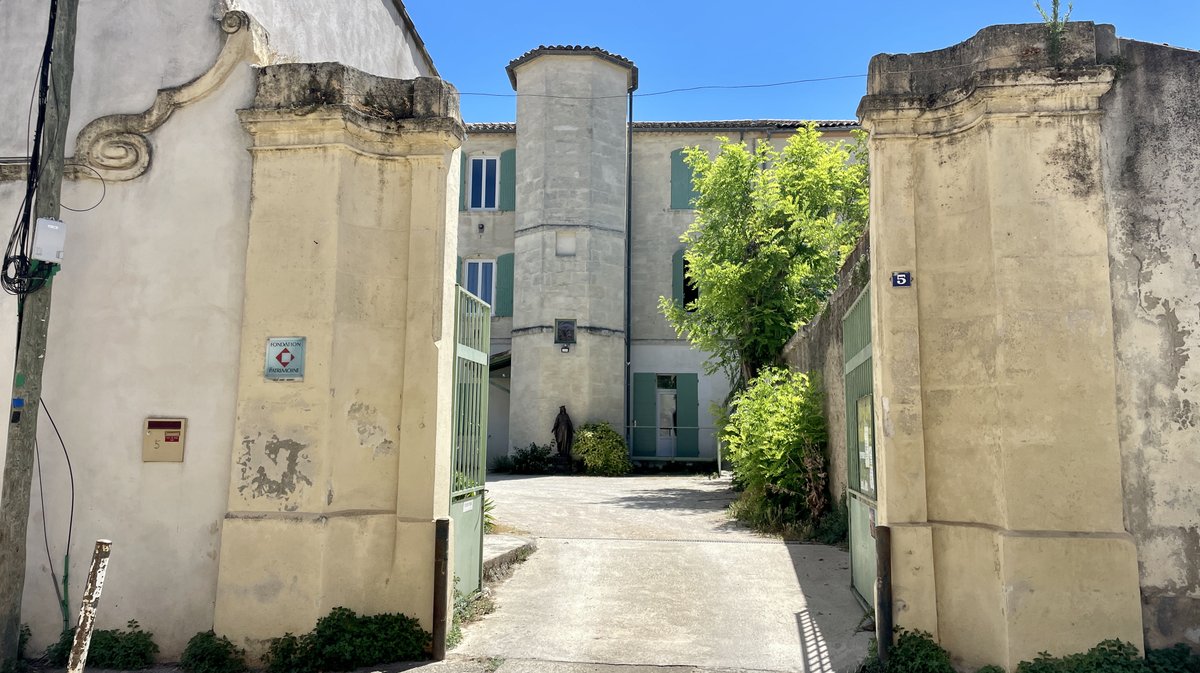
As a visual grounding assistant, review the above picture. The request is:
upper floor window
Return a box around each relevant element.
[469,157,499,210]
[464,259,495,304]
[670,147,700,210]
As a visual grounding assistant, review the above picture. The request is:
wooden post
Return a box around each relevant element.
[66,541,111,673]
[0,0,78,661]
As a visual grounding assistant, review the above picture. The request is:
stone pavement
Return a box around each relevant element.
[452,474,871,673]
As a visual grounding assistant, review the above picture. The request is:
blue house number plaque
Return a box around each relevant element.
[891,271,913,287]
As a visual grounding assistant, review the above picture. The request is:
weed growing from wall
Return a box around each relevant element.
[1035,0,1074,66]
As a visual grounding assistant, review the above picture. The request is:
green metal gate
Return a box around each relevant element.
[451,286,489,596]
[843,288,877,604]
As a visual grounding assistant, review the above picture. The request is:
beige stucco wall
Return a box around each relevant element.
[859,22,1143,669]
[213,63,462,656]
[1101,39,1200,649]
[0,3,453,659]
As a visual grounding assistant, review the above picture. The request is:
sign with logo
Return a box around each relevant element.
[265,337,306,381]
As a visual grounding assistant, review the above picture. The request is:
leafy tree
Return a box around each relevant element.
[659,125,869,389]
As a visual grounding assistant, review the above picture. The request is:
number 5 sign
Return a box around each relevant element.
[891,271,913,287]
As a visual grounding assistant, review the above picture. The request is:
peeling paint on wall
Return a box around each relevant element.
[236,432,313,505]
[348,401,396,458]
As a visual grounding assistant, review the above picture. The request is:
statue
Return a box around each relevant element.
[552,405,574,458]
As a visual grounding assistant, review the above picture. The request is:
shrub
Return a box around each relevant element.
[889,630,954,673]
[47,621,159,669]
[977,666,1006,673]
[814,493,849,546]
[88,620,159,670]
[572,422,632,476]
[722,368,829,535]
[264,606,430,673]
[1018,640,1146,673]
[181,631,247,673]
[490,455,514,472]
[1147,645,1200,673]
[509,443,553,474]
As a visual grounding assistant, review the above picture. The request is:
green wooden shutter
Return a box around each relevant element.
[499,149,516,211]
[672,248,686,306]
[632,373,657,457]
[670,148,698,210]
[675,373,699,457]
[459,151,467,211]
[495,253,514,317]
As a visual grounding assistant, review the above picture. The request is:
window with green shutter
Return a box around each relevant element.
[458,151,467,211]
[499,149,516,211]
[675,373,699,457]
[494,253,513,317]
[632,373,657,457]
[670,148,699,210]
[672,248,698,310]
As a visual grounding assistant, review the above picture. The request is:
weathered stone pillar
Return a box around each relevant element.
[859,23,1142,669]
[213,63,463,654]
[506,48,636,449]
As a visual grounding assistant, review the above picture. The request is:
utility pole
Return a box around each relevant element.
[0,0,78,663]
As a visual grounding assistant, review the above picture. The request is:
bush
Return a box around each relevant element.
[723,368,828,536]
[814,493,849,546]
[1019,640,1146,673]
[509,443,553,474]
[47,621,159,669]
[264,606,430,673]
[181,631,247,673]
[490,455,513,472]
[1147,645,1200,673]
[888,630,954,673]
[572,422,632,476]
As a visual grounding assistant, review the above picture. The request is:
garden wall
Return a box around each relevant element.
[782,232,870,507]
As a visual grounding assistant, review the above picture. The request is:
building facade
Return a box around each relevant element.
[457,46,858,465]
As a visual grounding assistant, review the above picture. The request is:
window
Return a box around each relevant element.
[670,148,700,209]
[463,259,495,304]
[672,248,699,310]
[469,157,499,210]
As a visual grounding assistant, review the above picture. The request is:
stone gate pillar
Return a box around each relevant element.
[213,63,463,654]
[858,23,1143,669]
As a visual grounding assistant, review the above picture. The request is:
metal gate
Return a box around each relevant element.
[843,287,877,604]
[451,286,489,595]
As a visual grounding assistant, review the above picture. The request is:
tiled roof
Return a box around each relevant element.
[505,45,638,90]
[464,119,859,134]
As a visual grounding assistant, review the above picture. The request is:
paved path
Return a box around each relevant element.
[453,474,871,673]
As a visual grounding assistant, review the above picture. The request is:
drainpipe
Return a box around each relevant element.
[432,518,450,660]
[875,525,893,665]
[623,87,633,446]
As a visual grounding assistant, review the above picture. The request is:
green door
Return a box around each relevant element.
[843,288,877,604]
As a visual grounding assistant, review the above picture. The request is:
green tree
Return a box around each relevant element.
[659,125,869,389]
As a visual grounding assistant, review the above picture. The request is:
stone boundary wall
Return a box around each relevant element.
[1102,37,1200,650]
[782,232,870,506]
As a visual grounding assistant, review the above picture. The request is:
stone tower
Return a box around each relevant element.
[505,46,637,450]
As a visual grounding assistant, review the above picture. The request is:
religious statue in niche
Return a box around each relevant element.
[554,318,576,344]
[552,405,574,458]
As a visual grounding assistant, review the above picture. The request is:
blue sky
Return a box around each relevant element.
[405,1,1199,124]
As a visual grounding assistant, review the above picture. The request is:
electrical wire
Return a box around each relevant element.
[5,0,60,297]
[33,436,64,618]
[61,162,106,212]
[39,397,75,632]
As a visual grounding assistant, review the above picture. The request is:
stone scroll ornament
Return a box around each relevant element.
[0,11,263,184]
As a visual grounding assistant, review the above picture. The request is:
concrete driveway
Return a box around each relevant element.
[453,474,872,673]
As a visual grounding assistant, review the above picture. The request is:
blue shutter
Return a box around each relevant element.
[495,253,514,317]
[670,148,699,210]
[499,149,516,211]
[675,374,699,457]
